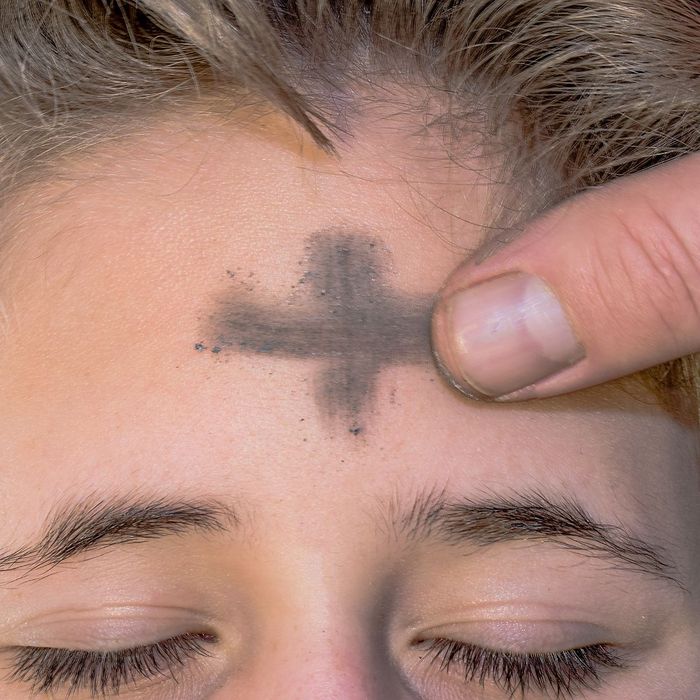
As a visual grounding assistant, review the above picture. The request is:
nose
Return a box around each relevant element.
[271,655,392,699]
[267,651,410,699]
[229,629,414,699]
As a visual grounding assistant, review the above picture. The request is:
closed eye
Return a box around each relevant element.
[415,637,625,698]
[7,632,216,698]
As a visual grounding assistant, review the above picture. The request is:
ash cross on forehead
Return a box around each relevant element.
[203,232,433,431]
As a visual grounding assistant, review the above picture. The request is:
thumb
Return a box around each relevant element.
[431,153,700,401]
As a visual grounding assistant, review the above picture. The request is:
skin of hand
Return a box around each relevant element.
[431,153,700,401]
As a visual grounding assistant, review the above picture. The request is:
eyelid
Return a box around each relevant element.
[393,596,661,648]
[10,605,215,650]
[414,619,615,654]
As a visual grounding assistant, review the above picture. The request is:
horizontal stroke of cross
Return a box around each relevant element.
[202,232,433,433]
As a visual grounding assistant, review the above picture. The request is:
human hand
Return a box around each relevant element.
[431,153,700,400]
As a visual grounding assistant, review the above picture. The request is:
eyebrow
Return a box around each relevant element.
[384,488,683,588]
[0,490,681,590]
[0,496,236,581]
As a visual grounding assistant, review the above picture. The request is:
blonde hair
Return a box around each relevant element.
[1,0,699,414]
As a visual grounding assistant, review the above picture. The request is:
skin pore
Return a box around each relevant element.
[0,104,698,699]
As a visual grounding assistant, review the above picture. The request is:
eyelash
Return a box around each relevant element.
[8,632,214,697]
[7,633,624,699]
[417,638,625,698]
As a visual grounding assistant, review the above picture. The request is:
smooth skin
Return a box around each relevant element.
[0,108,698,699]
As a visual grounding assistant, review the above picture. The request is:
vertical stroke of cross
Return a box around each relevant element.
[206,232,433,428]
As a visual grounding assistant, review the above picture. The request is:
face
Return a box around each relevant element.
[0,107,698,700]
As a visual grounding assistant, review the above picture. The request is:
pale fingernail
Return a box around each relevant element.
[440,273,585,398]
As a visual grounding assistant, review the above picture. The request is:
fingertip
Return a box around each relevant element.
[430,293,493,401]
[430,273,586,402]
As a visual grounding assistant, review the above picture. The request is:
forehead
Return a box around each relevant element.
[0,113,696,555]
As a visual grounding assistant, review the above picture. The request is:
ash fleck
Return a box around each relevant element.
[194,343,207,352]
[211,346,222,354]
[349,426,363,436]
